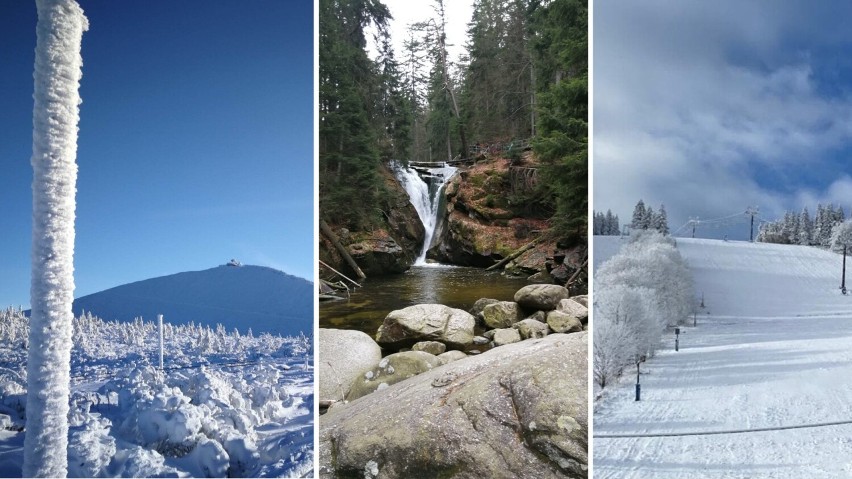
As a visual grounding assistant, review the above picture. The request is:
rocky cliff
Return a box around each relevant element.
[319,164,425,278]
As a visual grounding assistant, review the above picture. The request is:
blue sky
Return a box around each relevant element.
[594,1,852,240]
[0,1,313,307]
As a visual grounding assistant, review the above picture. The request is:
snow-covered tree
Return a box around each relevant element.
[24,1,88,477]
[593,230,694,389]
[631,200,647,230]
[593,211,604,235]
[654,204,669,235]
[831,220,852,253]
[643,206,654,231]
[799,207,813,246]
[606,209,619,235]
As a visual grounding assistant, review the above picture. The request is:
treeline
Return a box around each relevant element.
[592,210,620,235]
[593,231,693,389]
[319,0,587,237]
[757,204,845,247]
[630,199,669,235]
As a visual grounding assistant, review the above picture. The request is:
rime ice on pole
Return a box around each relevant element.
[24,1,88,477]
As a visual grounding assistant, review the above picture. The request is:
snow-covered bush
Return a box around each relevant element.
[0,308,313,477]
[830,220,852,253]
[594,230,694,389]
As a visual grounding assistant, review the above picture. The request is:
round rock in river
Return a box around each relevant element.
[375,304,476,350]
[514,284,571,311]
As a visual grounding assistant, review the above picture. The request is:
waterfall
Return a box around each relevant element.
[392,161,458,265]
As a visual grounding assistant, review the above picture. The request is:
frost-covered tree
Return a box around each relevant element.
[593,211,604,235]
[799,207,812,246]
[631,200,647,230]
[24,1,88,477]
[643,206,654,231]
[606,209,619,235]
[654,204,669,235]
[593,230,693,389]
[831,220,852,253]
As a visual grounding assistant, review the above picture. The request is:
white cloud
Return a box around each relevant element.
[595,0,852,237]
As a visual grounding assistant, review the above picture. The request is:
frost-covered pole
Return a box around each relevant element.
[24,1,87,477]
[158,314,164,370]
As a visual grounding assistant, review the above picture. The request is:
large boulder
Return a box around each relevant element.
[319,329,382,403]
[319,333,588,479]
[481,301,524,329]
[376,304,476,350]
[514,284,570,311]
[348,237,411,275]
[346,351,443,401]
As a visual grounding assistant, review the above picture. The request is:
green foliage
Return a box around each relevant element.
[319,0,412,230]
[530,0,588,237]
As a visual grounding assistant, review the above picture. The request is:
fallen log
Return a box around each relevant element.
[485,237,542,271]
[319,260,361,288]
[320,219,366,280]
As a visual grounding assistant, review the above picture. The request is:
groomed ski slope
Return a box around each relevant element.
[594,237,852,478]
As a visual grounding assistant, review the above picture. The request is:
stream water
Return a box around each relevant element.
[319,265,530,337]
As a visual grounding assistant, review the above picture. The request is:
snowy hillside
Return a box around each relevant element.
[0,308,313,478]
[594,237,852,478]
[70,265,312,336]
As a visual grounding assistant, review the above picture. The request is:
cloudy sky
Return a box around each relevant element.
[594,1,852,239]
[383,0,473,63]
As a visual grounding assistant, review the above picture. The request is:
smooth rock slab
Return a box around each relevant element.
[514,284,570,311]
[376,304,476,350]
[319,328,382,403]
[319,333,588,479]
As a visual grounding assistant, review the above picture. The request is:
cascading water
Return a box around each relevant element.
[392,161,458,265]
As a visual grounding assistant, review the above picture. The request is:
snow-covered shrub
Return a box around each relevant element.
[68,414,116,478]
[594,230,694,389]
[0,308,312,477]
[830,220,852,253]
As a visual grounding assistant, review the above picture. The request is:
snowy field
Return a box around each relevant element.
[594,237,852,478]
[0,309,313,478]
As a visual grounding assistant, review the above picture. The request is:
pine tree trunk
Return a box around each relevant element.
[25,1,88,477]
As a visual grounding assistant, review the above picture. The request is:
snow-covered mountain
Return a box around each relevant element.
[70,265,312,336]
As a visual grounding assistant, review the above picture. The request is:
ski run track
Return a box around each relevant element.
[594,237,852,478]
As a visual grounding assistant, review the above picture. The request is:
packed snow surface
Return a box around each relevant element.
[594,237,852,478]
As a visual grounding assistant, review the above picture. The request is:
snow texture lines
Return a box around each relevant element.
[593,237,852,478]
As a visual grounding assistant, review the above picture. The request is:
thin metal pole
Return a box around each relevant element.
[158,314,164,371]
